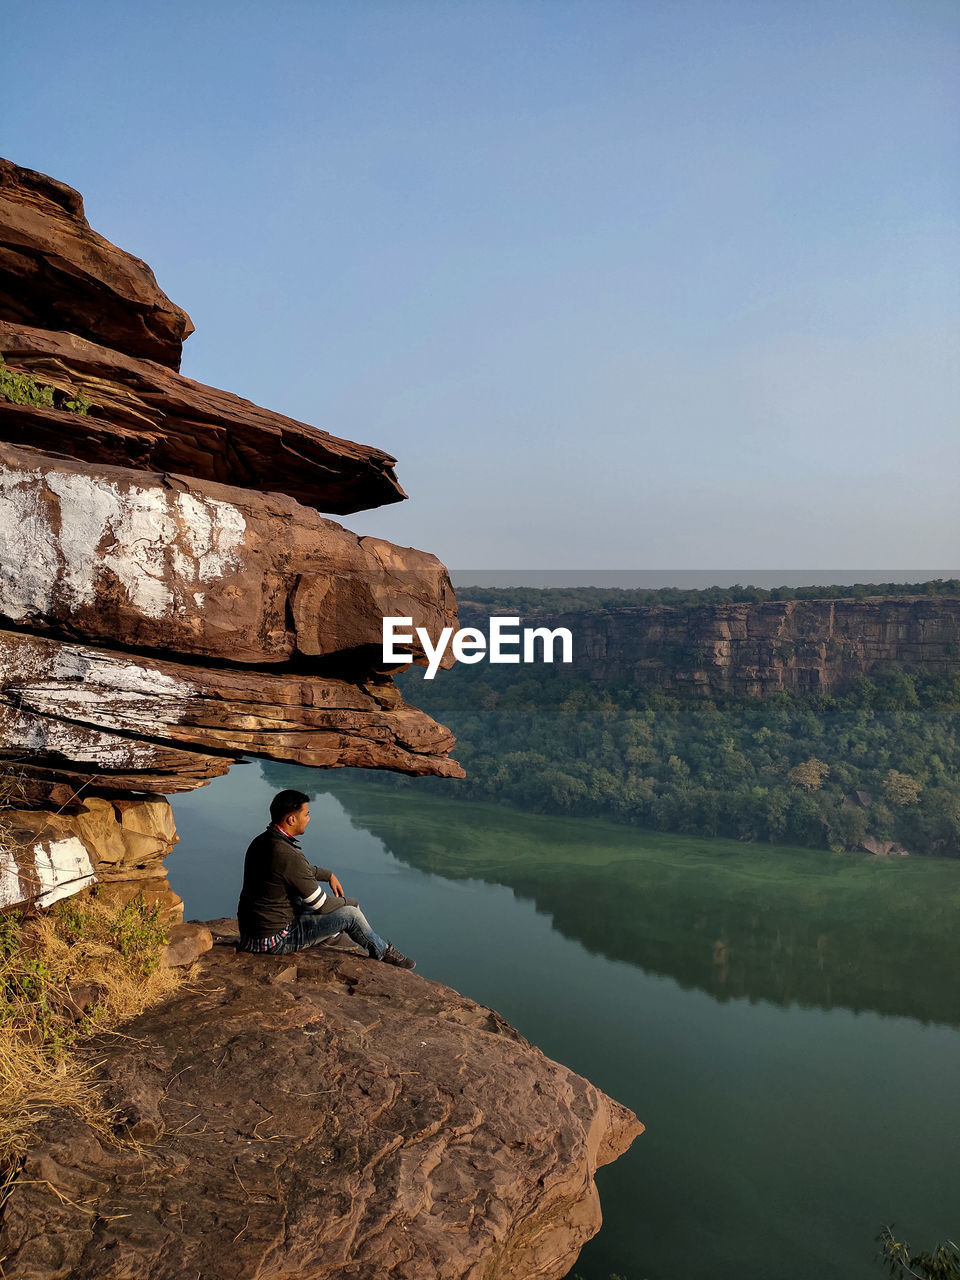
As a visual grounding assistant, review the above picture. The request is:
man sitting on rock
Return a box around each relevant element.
[237,788,415,969]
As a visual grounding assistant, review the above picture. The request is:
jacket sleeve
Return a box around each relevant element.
[277,847,328,911]
[310,864,334,883]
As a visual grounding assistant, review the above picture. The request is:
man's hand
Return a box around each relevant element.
[329,872,345,898]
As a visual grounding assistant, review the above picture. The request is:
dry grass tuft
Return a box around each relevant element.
[0,892,184,1190]
[29,896,182,1024]
[0,1034,114,1164]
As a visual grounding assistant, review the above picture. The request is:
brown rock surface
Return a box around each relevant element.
[160,921,214,968]
[91,875,183,922]
[0,631,464,793]
[0,158,461,812]
[0,934,642,1279]
[0,322,405,514]
[0,795,182,914]
[0,158,193,370]
[0,440,452,664]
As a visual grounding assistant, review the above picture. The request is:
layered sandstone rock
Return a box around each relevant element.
[0,796,183,919]
[0,159,193,369]
[534,597,960,696]
[0,932,643,1280]
[0,156,462,837]
[0,631,462,796]
[0,441,452,664]
[0,321,405,513]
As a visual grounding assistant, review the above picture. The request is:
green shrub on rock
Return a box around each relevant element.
[0,353,91,414]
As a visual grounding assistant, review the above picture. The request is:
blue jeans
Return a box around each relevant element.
[274,905,388,959]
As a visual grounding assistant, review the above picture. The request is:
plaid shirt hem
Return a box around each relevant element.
[238,922,293,953]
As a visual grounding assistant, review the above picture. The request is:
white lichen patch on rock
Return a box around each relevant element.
[0,635,198,737]
[49,644,195,704]
[47,469,124,610]
[0,838,96,909]
[0,853,23,910]
[33,838,97,908]
[0,466,246,622]
[0,704,163,768]
[0,469,61,621]
[49,649,196,733]
[170,491,246,584]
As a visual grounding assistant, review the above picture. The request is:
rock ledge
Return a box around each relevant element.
[0,926,642,1280]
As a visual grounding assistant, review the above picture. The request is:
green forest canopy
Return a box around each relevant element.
[366,583,960,858]
[454,578,960,616]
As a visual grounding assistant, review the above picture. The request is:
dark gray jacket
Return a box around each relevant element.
[237,826,335,938]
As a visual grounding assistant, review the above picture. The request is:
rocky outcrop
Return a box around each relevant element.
[0,796,183,918]
[0,159,193,370]
[0,162,642,1280]
[0,440,450,664]
[160,921,213,967]
[537,597,960,696]
[0,630,461,798]
[0,321,405,513]
[858,836,910,857]
[0,156,462,835]
[0,930,642,1280]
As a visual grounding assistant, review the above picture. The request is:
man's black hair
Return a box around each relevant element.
[270,789,310,825]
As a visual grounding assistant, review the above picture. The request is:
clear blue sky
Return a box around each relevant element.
[5,1,958,571]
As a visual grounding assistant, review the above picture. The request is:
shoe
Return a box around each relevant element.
[380,944,415,970]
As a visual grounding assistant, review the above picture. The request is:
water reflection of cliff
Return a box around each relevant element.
[301,774,960,1027]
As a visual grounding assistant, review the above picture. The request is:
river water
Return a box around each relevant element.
[167,761,960,1280]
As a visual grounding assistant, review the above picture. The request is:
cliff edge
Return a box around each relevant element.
[0,160,643,1278]
[0,929,642,1280]
[456,597,960,697]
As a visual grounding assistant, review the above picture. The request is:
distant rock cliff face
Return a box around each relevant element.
[0,156,461,906]
[545,597,960,696]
